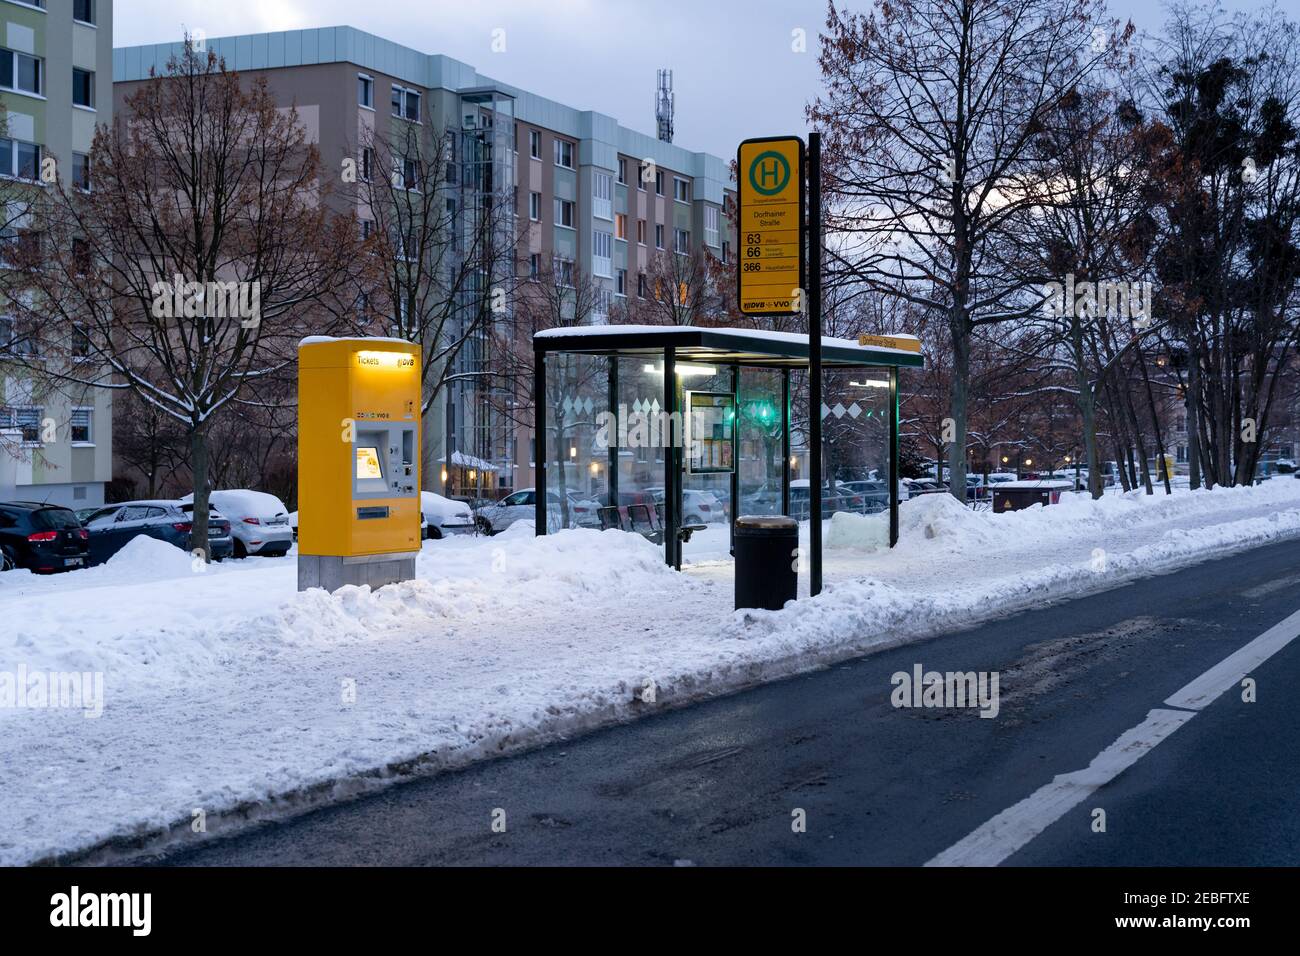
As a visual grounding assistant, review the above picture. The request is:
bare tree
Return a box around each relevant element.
[493,259,604,527]
[811,0,1128,500]
[12,42,357,553]
[622,246,717,326]
[350,113,522,419]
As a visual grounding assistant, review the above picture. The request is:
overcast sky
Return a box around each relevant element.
[115,0,1281,160]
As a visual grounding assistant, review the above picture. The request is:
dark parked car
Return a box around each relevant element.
[839,479,891,512]
[82,500,234,564]
[0,502,90,573]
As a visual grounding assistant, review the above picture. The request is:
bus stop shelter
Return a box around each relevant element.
[532,324,924,584]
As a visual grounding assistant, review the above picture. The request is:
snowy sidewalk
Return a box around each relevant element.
[3,479,1300,864]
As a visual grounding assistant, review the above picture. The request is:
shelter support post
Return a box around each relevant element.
[534,346,546,537]
[664,346,678,569]
[808,131,823,596]
[730,365,740,554]
[781,368,791,516]
[890,367,900,548]
[607,358,619,507]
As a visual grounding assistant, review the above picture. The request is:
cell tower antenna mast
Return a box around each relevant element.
[656,69,674,143]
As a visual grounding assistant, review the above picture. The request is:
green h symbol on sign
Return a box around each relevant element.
[749,150,791,196]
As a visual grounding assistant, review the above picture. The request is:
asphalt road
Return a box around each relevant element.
[142,538,1300,866]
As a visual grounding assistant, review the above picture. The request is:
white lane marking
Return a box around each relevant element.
[926,605,1300,867]
[925,708,1194,867]
[1164,607,1300,710]
[1240,574,1300,600]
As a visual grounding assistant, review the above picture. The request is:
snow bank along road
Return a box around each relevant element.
[146,536,1300,866]
[2,480,1300,865]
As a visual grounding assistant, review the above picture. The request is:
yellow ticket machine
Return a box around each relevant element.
[297,337,421,592]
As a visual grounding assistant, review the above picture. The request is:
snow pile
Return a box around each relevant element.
[105,535,197,577]
[826,510,889,550]
[3,478,1300,864]
[897,492,999,547]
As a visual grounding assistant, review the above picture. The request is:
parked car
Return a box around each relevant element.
[183,490,292,557]
[839,479,891,512]
[0,502,90,573]
[566,491,603,528]
[644,487,726,524]
[82,500,234,564]
[475,487,568,535]
[903,477,944,495]
[789,483,853,519]
[420,491,476,539]
[739,486,783,515]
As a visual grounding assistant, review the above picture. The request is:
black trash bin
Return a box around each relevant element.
[734,514,799,611]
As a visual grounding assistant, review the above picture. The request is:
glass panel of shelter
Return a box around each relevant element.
[542,350,608,532]
[818,366,892,548]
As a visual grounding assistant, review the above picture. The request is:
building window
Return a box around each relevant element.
[637,162,648,191]
[358,74,374,109]
[637,219,646,245]
[0,48,42,96]
[529,129,541,159]
[655,223,664,249]
[556,257,574,286]
[704,205,719,248]
[674,228,690,254]
[0,406,44,444]
[554,139,574,169]
[0,138,41,181]
[74,0,95,24]
[529,191,541,221]
[655,170,664,195]
[360,218,375,240]
[721,240,729,265]
[391,85,421,122]
[592,230,612,276]
[529,253,541,279]
[70,408,93,445]
[553,198,574,228]
[615,213,626,240]
[71,237,91,274]
[360,146,374,182]
[0,221,40,266]
[637,272,648,298]
[616,268,627,297]
[72,152,91,191]
[592,171,612,220]
[674,177,691,203]
[398,157,419,191]
[72,68,94,108]
[71,322,91,358]
[618,158,627,185]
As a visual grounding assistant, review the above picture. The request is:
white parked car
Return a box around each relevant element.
[475,488,564,535]
[644,487,726,524]
[420,491,475,539]
[185,489,293,557]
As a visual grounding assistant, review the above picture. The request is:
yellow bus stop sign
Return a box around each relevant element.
[737,136,805,316]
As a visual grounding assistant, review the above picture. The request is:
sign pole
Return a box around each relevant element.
[808,132,822,597]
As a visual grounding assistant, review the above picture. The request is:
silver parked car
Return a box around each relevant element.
[184,489,293,557]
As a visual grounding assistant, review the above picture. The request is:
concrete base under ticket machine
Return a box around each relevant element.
[297,552,417,592]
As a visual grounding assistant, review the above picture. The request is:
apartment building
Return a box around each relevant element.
[114,26,734,498]
[0,0,114,506]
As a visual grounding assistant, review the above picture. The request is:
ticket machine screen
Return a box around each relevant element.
[355,446,383,480]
